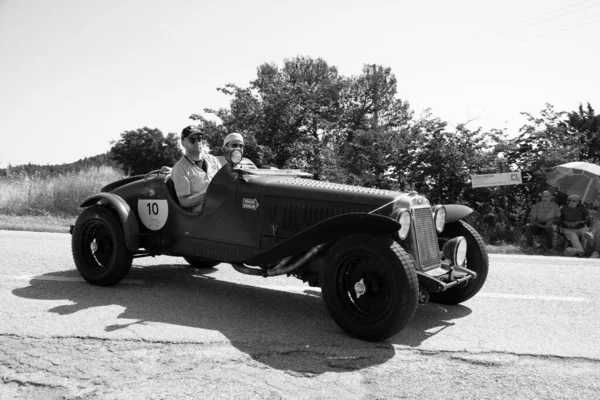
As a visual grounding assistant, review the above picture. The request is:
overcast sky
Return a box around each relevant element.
[1,0,599,168]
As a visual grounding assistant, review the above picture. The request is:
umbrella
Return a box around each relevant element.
[545,161,600,205]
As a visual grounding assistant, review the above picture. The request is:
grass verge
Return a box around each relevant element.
[0,214,73,234]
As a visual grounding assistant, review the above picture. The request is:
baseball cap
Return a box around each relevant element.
[567,194,581,201]
[181,125,202,140]
[223,132,244,147]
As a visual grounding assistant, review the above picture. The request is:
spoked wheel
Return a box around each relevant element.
[322,234,418,341]
[183,256,218,269]
[430,220,489,305]
[71,206,133,286]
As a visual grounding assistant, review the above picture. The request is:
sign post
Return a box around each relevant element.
[470,172,523,188]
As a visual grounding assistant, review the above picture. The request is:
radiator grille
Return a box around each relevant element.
[412,207,440,269]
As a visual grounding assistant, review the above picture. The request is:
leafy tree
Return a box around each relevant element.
[205,56,346,172]
[567,102,600,162]
[341,64,412,138]
[109,127,182,175]
[506,104,583,175]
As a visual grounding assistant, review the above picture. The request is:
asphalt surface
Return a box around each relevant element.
[1,230,599,399]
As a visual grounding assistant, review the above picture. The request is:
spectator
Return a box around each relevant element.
[525,190,560,249]
[583,187,600,258]
[559,194,591,256]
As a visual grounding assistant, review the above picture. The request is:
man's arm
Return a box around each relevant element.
[178,192,205,209]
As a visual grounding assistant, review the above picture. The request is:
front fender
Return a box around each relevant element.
[246,212,400,264]
[79,193,140,253]
[444,204,473,223]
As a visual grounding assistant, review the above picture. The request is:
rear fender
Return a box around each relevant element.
[79,193,140,253]
[246,213,400,264]
[444,204,473,223]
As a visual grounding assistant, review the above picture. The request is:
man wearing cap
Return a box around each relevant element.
[559,194,591,255]
[525,190,560,249]
[171,125,222,212]
[217,132,257,169]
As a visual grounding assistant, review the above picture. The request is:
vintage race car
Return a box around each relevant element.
[70,151,488,341]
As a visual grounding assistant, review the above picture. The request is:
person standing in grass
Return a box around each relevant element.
[525,190,561,249]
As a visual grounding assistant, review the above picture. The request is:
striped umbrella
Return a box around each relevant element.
[545,162,600,205]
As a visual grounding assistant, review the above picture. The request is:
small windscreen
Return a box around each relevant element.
[233,168,313,178]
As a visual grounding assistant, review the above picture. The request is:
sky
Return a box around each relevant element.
[1,0,599,168]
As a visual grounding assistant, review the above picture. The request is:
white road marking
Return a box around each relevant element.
[11,275,145,285]
[477,292,591,302]
[2,275,593,302]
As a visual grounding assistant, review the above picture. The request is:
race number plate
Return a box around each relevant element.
[137,199,168,230]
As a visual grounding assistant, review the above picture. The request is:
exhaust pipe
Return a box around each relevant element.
[232,243,325,277]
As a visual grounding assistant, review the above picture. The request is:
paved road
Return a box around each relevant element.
[1,230,599,399]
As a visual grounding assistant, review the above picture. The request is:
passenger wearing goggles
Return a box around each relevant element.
[216,132,257,169]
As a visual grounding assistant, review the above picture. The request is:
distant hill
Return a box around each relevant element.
[0,152,122,177]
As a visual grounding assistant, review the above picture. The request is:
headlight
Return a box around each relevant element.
[442,236,467,266]
[432,205,446,233]
[396,208,411,240]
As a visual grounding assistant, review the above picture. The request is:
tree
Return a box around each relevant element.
[567,102,600,163]
[506,103,583,174]
[109,127,182,175]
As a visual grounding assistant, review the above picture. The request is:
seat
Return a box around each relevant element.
[164,175,202,216]
[165,176,178,203]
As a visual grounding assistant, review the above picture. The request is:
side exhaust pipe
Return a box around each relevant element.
[232,243,325,277]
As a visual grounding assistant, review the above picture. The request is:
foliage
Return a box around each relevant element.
[109,127,182,175]
[0,153,119,178]
[567,102,600,163]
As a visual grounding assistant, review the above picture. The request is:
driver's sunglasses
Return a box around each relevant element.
[187,136,205,144]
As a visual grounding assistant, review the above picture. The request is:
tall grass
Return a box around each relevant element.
[0,166,124,217]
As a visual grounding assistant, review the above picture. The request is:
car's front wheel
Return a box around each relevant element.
[71,206,133,286]
[430,220,489,305]
[321,234,419,341]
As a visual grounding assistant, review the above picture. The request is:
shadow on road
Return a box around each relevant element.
[12,262,470,374]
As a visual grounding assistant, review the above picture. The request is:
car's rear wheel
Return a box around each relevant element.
[71,206,133,286]
[322,234,419,341]
[430,220,489,305]
[183,256,218,269]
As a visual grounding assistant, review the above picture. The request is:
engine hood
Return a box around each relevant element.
[240,172,401,208]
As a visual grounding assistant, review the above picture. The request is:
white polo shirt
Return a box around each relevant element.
[171,154,222,212]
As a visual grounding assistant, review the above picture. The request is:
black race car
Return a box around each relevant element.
[70,151,488,341]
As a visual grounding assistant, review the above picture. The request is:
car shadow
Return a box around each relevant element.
[12,263,392,374]
[391,303,473,347]
[11,263,472,374]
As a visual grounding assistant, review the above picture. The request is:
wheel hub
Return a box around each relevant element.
[90,239,98,254]
[354,278,366,299]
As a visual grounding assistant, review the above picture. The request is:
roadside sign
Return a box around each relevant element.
[521,170,534,183]
[471,172,522,188]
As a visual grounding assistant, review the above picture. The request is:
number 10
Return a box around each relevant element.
[146,202,159,215]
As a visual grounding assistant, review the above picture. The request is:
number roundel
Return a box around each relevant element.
[137,199,169,230]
